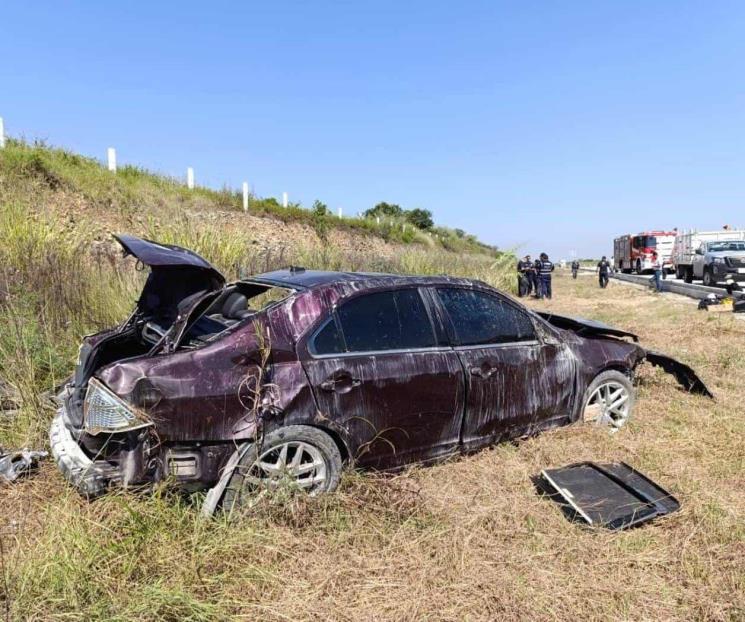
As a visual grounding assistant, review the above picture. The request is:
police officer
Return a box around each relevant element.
[571,259,580,279]
[537,252,555,299]
[516,255,533,297]
[596,255,611,288]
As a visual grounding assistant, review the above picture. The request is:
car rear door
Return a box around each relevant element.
[433,287,575,449]
[300,287,465,469]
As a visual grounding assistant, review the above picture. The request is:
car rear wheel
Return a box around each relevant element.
[581,370,635,433]
[684,267,693,284]
[221,425,343,513]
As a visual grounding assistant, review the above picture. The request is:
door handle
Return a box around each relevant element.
[320,376,361,393]
[470,365,498,379]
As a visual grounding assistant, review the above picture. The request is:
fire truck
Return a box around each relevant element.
[613,231,676,274]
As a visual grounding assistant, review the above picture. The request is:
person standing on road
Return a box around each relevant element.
[516,255,533,297]
[537,252,555,299]
[651,252,663,292]
[596,256,611,288]
[571,259,580,279]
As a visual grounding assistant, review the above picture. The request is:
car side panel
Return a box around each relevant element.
[301,349,465,469]
[456,341,577,449]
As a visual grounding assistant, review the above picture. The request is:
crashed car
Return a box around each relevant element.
[50,235,711,514]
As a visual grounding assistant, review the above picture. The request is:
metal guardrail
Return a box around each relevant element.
[608,271,744,301]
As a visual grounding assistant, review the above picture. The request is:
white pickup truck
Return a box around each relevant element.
[672,229,745,286]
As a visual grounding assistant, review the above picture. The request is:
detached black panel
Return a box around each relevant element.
[538,462,680,530]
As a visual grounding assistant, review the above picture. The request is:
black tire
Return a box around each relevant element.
[581,370,636,432]
[703,268,716,287]
[221,425,343,512]
[675,266,684,280]
[684,267,693,284]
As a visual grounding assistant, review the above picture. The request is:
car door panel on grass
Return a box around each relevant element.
[434,287,576,448]
[301,288,465,469]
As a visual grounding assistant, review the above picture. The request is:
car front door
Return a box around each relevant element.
[433,287,575,449]
[300,288,465,469]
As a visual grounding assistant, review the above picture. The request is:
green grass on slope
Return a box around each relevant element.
[0,138,498,254]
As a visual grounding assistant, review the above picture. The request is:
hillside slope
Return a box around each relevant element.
[0,139,499,262]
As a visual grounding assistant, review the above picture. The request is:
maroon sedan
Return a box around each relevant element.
[50,236,710,514]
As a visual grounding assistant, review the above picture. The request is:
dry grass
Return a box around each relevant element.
[1,272,743,621]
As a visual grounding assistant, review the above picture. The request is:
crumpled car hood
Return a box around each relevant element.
[536,312,639,342]
[537,312,713,398]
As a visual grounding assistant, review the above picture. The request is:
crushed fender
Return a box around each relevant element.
[535,312,640,342]
[644,351,713,398]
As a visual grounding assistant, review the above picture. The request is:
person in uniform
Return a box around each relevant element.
[516,255,533,297]
[537,252,555,299]
[571,259,580,279]
[596,256,611,288]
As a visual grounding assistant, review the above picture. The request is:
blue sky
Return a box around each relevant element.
[2,1,745,258]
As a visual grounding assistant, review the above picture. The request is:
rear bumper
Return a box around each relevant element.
[49,407,115,497]
[51,403,234,498]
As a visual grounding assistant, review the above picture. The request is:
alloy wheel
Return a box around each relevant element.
[241,440,328,495]
[583,381,631,432]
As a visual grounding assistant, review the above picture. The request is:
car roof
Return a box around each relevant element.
[250,268,480,289]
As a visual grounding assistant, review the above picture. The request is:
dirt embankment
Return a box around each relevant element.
[31,185,418,261]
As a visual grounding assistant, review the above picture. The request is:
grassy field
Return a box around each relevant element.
[1,271,742,621]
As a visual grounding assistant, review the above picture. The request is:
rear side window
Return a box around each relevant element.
[436,288,535,346]
[311,289,436,354]
[312,318,344,355]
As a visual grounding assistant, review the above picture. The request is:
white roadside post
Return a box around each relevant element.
[0,117,5,148]
[376,216,380,225]
[282,192,288,208]
[242,182,249,211]
[107,147,117,172]
[187,167,194,189]
[337,207,342,219]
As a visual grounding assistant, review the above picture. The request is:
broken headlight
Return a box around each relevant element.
[84,378,152,435]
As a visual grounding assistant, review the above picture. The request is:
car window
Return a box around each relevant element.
[436,288,536,346]
[328,289,436,353]
[311,317,345,355]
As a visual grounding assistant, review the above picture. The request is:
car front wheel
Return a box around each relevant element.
[703,268,717,287]
[221,425,343,513]
[581,370,635,433]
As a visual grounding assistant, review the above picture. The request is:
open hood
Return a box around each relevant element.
[114,234,225,323]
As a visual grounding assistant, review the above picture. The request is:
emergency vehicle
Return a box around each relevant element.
[613,231,676,274]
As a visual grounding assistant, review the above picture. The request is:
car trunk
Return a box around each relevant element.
[65,236,226,428]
